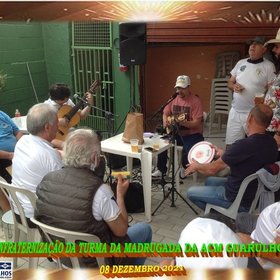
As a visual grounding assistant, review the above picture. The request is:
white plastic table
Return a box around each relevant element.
[12,116,28,134]
[101,133,176,222]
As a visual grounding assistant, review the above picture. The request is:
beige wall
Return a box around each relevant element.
[143,43,246,127]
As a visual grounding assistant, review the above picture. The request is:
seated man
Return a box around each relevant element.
[0,110,23,212]
[185,104,278,211]
[12,103,63,222]
[165,204,280,269]
[44,83,93,127]
[0,110,23,183]
[44,83,94,149]
[152,75,204,179]
[35,128,152,267]
[175,217,248,269]
[236,202,280,269]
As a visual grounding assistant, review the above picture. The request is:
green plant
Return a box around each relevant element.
[0,72,7,91]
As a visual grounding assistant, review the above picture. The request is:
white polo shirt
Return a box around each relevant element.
[12,134,63,218]
[231,58,275,112]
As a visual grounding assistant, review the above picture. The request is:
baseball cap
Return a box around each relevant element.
[174,75,191,89]
[247,36,266,45]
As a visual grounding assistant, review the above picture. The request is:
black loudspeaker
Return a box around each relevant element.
[119,23,146,66]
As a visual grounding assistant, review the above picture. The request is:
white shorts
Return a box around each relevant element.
[225,108,249,145]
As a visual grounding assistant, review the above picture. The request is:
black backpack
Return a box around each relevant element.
[111,181,145,213]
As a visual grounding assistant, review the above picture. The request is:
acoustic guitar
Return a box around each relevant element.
[166,113,188,134]
[56,80,100,141]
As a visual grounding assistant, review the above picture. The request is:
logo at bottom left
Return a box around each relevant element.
[0,262,12,279]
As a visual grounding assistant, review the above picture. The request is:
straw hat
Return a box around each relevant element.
[264,28,280,47]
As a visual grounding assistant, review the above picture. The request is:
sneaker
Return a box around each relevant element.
[152,169,163,178]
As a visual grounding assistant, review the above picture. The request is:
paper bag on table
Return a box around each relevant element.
[122,112,144,144]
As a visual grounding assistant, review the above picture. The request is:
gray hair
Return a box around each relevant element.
[63,128,101,168]
[27,103,57,135]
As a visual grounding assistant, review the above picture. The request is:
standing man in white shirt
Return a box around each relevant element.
[12,103,63,222]
[226,36,275,147]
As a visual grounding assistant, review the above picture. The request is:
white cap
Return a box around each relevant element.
[174,75,191,88]
[176,218,248,269]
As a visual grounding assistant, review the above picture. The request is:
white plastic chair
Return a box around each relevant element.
[215,51,240,78]
[204,173,263,220]
[0,180,40,268]
[30,217,105,269]
[208,78,232,135]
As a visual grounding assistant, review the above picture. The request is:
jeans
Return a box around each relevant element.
[158,133,204,174]
[187,177,230,210]
[187,176,249,212]
[127,222,152,265]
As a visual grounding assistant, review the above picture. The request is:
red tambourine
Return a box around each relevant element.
[188,141,215,164]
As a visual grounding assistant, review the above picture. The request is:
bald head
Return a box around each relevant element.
[250,104,273,128]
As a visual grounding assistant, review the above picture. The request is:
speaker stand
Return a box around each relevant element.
[130,65,136,108]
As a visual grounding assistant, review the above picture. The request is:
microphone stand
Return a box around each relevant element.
[152,121,198,216]
[79,99,118,136]
[148,93,178,134]
[150,92,178,121]
[83,103,118,185]
[151,92,198,216]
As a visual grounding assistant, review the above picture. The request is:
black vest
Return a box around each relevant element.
[35,166,130,266]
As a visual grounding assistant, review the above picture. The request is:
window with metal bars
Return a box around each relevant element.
[72,21,114,137]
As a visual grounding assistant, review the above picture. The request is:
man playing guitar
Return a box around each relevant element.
[45,83,94,127]
[44,82,107,180]
[44,82,95,149]
[152,75,204,179]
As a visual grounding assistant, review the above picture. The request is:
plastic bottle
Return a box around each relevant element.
[15,109,21,117]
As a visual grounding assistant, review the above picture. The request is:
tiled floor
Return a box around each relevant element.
[0,124,226,270]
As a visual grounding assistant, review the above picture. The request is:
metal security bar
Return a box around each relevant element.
[72,21,114,138]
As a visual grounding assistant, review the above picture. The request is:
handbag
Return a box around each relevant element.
[122,111,144,144]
